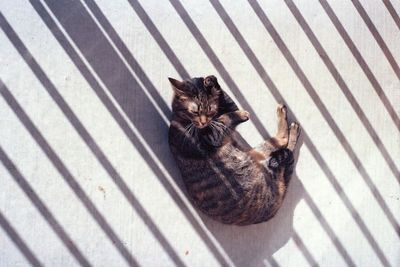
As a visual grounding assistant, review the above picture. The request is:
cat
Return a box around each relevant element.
[168,75,300,225]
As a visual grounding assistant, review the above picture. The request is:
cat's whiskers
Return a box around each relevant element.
[188,124,195,139]
[181,122,196,148]
[183,123,192,132]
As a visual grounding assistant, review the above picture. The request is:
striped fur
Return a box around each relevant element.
[168,76,300,225]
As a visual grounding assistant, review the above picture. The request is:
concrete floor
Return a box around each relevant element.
[0,0,399,266]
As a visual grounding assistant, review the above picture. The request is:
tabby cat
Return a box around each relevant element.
[168,75,300,225]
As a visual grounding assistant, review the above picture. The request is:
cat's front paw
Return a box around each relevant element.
[237,110,250,122]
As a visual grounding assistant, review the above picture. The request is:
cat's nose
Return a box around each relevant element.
[197,115,208,128]
[200,115,207,124]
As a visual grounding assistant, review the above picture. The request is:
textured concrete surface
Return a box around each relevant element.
[0,0,399,266]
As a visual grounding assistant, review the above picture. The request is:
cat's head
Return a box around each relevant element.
[169,75,221,128]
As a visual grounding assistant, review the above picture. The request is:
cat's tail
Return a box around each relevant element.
[267,148,294,185]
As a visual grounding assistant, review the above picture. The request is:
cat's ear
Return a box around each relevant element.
[204,75,221,99]
[168,77,186,94]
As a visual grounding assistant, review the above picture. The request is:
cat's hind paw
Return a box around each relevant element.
[277,104,287,119]
[265,148,293,171]
[237,110,250,122]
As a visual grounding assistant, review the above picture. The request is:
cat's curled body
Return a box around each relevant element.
[168,76,300,225]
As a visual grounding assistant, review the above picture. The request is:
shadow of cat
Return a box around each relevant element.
[199,121,305,266]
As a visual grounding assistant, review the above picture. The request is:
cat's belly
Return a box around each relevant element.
[178,160,277,225]
[171,141,281,225]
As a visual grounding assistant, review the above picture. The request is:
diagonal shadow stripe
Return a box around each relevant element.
[285,0,400,193]
[208,0,393,266]
[171,0,357,265]
[0,13,186,267]
[81,0,171,118]
[28,1,230,265]
[318,0,400,133]
[0,77,137,266]
[123,0,187,75]
[0,210,43,267]
[249,0,400,191]
[284,0,400,234]
[248,0,399,238]
[382,0,400,30]
[292,231,319,267]
[264,256,280,267]
[351,0,400,80]
[301,189,355,267]
[245,1,397,265]
[0,143,91,267]
[126,0,190,79]
[36,0,186,187]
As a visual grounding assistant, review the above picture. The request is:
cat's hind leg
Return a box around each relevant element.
[270,104,289,148]
[266,148,293,171]
[287,122,300,151]
[248,104,299,168]
[250,104,289,160]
